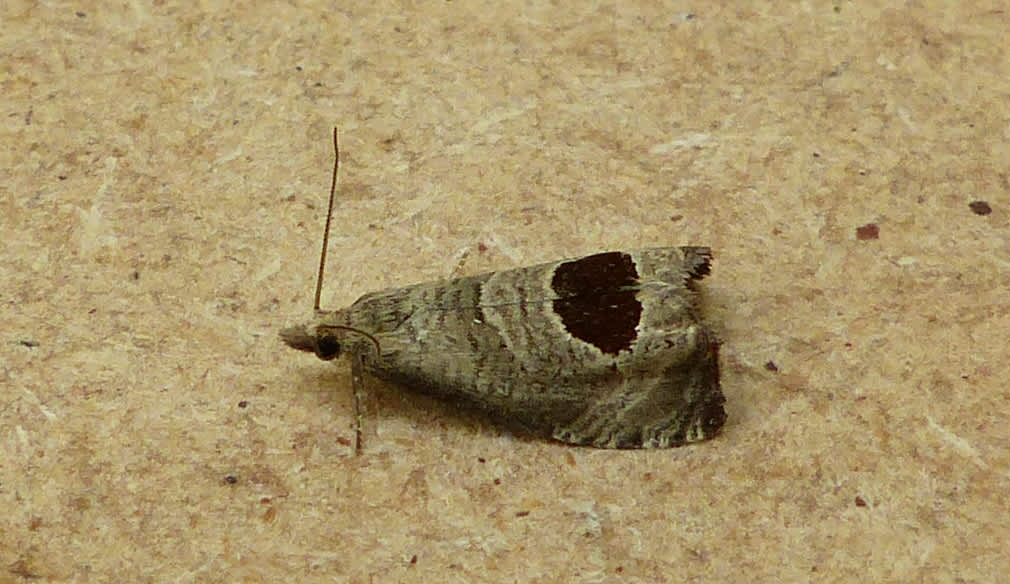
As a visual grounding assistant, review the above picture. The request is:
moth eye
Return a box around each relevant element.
[315,335,341,361]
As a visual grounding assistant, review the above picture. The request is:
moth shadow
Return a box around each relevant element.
[293,366,509,445]
[363,376,536,446]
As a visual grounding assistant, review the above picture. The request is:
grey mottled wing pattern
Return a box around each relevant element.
[282,247,725,448]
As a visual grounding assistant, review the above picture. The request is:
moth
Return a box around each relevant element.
[281,130,726,450]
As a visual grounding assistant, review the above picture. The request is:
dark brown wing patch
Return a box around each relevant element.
[550,252,641,356]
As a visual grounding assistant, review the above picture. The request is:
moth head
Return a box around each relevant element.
[280,323,380,362]
[279,325,342,361]
[313,332,343,360]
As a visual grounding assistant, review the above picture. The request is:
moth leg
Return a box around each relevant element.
[350,351,367,455]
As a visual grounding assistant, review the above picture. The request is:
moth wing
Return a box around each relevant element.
[342,247,724,448]
[551,329,725,448]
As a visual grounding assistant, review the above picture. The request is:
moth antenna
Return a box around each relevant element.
[313,129,362,454]
[314,127,340,312]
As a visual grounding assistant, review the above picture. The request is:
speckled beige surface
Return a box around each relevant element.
[3,2,1008,582]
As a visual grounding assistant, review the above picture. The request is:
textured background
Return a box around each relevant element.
[3,1,1008,582]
